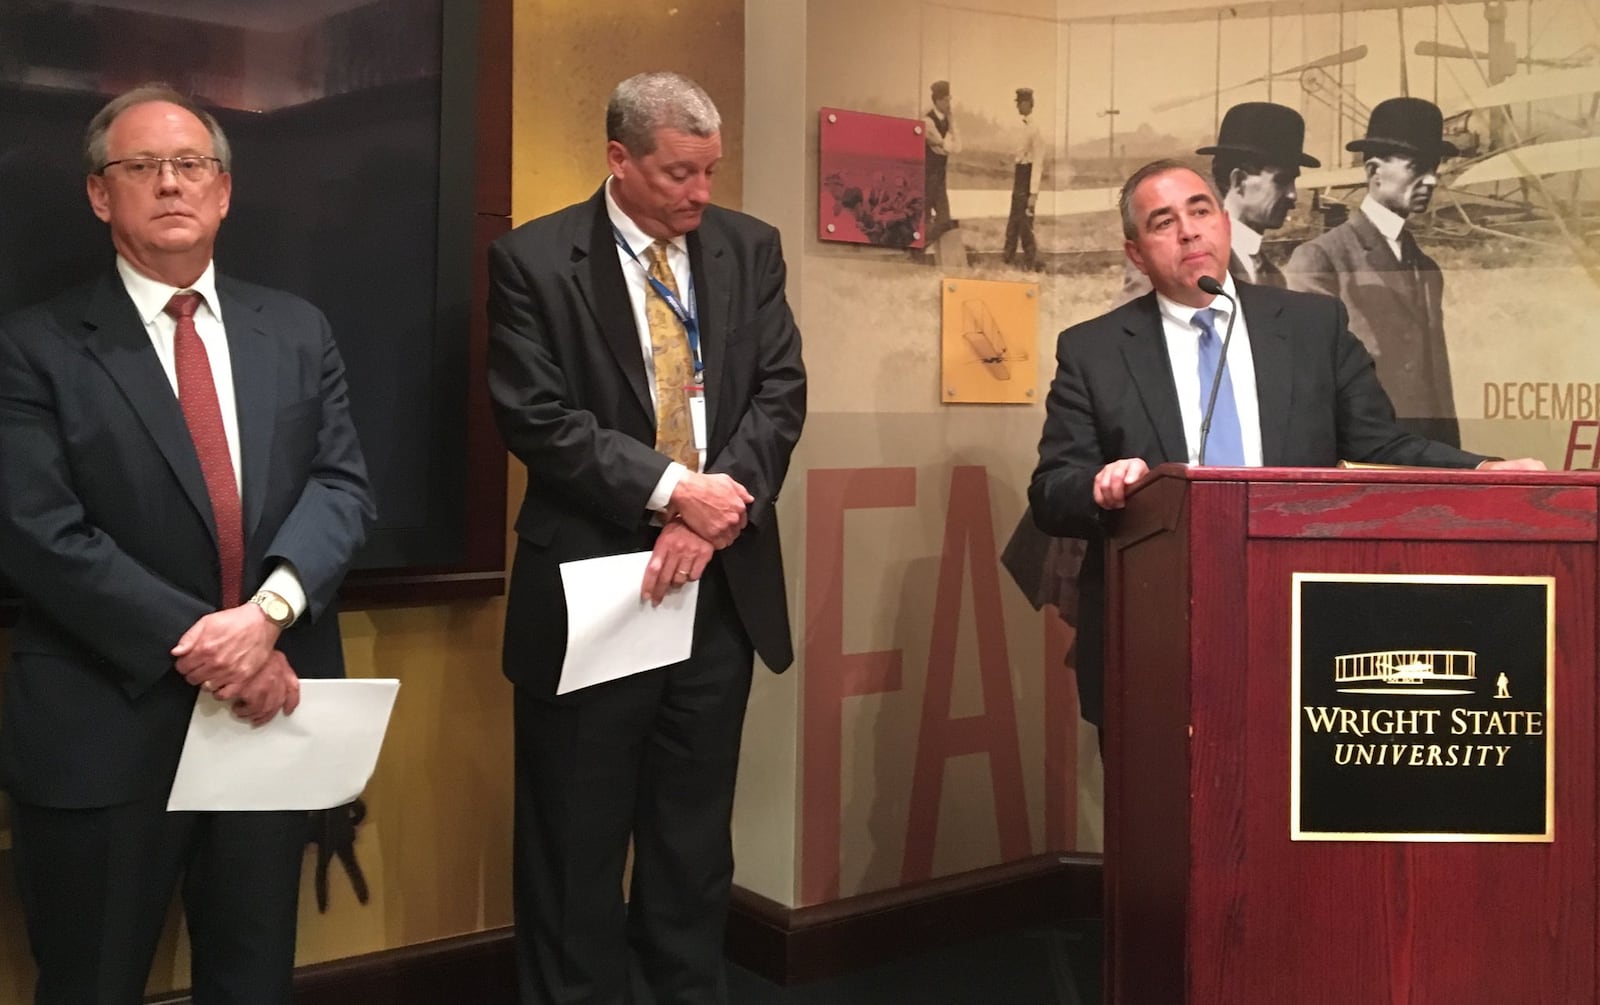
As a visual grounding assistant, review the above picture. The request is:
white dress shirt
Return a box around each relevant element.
[116,256,307,618]
[1014,114,1044,196]
[1359,195,1409,261]
[1156,272,1264,466]
[604,178,704,511]
[1229,212,1264,283]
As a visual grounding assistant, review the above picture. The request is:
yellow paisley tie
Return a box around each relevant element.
[644,240,699,471]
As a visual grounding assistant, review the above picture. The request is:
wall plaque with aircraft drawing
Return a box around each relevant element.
[939,278,1037,404]
[1291,573,1553,842]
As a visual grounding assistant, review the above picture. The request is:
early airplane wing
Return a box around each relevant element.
[1452,136,1600,187]
[1460,66,1600,111]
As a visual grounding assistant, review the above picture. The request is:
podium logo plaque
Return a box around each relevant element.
[1291,573,1554,842]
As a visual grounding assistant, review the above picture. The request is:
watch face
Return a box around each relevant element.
[256,594,290,625]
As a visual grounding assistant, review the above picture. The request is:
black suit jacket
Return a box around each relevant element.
[487,188,806,693]
[0,270,374,808]
[1028,284,1485,727]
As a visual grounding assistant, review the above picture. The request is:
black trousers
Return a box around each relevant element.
[512,564,755,1005]
[8,793,305,1004]
[1003,163,1037,265]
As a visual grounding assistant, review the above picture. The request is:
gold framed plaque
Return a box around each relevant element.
[1290,572,1555,842]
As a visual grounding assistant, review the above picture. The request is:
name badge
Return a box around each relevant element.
[686,385,708,451]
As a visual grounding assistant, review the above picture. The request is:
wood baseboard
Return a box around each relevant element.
[144,928,516,1005]
[146,854,1102,1002]
[725,853,1103,985]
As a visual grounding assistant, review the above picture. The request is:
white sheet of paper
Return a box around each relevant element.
[558,551,698,694]
[166,679,400,812]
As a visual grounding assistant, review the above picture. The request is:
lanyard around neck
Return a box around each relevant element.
[613,228,702,377]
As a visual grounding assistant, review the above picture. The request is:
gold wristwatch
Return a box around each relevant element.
[249,589,295,629]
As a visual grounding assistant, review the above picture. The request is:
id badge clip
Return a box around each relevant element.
[686,383,708,451]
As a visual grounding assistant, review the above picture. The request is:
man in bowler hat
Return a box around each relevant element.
[1287,96,1461,447]
[924,80,958,241]
[1198,101,1320,286]
[1004,86,1042,268]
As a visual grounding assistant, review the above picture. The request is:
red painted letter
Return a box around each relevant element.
[802,467,917,905]
[902,466,1032,883]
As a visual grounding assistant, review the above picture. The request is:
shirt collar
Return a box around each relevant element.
[116,255,220,326]
[1360,194,1408,243]
[1228,209,1263,257]
[1155,270,1238,332]
[604,177,688,259]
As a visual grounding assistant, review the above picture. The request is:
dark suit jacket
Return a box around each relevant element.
[0,270,374,808]
[1285,211,1458,445]
[487,187,806,693]
[1028,284,1486,727]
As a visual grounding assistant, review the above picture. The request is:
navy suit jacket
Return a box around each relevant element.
[0,270,374,807]
[1028,283,1484,727]
[487,187,806,693]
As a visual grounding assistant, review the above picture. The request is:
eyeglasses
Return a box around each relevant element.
[99,156,223,183]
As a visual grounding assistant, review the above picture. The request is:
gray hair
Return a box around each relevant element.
[1118,159,1221,239]
[83,83,233,174]
[606,71,721,156]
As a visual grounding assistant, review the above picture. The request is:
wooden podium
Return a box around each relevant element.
[1102,465,1600,1004]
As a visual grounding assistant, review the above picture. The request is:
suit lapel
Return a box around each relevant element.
[216,278,277,540]
[1257,254,1286,288]
[1238,285,1292,466]
[573,188,652,418]
[1353,212,1431,328]
[687,223,732,439]
[81,272,216,542]
[1118,294,1186,462]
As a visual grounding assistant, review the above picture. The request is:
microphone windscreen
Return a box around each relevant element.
[1197,275,1225,296]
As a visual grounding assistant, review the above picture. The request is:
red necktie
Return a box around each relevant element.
[165,293,244,607]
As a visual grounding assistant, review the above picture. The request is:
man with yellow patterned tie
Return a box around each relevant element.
[487,71,806,1004]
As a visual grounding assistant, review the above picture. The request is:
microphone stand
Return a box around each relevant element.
[1196,275,1238,466]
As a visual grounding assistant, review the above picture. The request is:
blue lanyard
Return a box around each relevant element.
[613,228,702,379]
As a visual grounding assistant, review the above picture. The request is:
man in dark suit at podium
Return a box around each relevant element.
[487,71,805,1003]
[1028,160,1540,734]
[0,85,373,1002]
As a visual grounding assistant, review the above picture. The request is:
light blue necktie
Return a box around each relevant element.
[1194,307,1244,465]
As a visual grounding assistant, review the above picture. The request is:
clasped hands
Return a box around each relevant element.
[171,604,299,726]
[640,471,754,605]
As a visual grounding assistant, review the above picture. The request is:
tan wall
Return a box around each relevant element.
[741,0,1102,910]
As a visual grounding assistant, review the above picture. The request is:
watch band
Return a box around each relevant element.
[249,589,295,629]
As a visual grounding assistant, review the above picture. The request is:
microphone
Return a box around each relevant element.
[1195,275,1238,466]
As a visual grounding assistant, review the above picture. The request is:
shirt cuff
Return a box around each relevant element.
[648,462,690,513]
[259,563,308,626]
